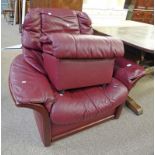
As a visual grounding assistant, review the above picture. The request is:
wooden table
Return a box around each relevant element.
[93,20,154,53]
[93,20,154,115]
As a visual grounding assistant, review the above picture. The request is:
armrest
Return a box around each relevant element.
[114,57,145,90]
[9,54,55,107]
[41,33,124,59]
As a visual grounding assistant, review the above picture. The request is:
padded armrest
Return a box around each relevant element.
[41,33,124,59]
[114,57,145,90]
[9,54,55,105]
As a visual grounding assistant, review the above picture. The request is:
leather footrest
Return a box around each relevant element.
[114,57,145,90]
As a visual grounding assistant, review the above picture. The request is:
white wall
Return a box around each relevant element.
[82,0,127,26]
[83,0,126,9]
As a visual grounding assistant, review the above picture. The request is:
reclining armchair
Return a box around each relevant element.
[9,8,145,146]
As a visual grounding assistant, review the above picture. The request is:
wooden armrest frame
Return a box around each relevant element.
[9,81,51,146]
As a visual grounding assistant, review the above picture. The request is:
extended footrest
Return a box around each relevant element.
[114,57,145,90]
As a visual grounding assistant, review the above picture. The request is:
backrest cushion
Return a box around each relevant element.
[22,8,93,50]
[22,8,41,50]
[41,9,80,34]
[76,11,93,34]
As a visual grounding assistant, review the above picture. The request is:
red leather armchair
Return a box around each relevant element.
[9,8,145,146]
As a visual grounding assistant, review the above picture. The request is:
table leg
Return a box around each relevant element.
[126,96,143,115]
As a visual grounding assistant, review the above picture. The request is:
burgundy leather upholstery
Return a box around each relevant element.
[22,48,46,74]
[9,54,128,138]
[50,78,128,125]
[41,33,124,59]
[77,11,93,34]
[41,33,124,90]
[42,33,124,90]
[9,54,54,104]
[43,54,114,90]
[8,8,144,146]
[22,8,93,50]
[41,9,80,34]
[114,57,145,90]
[22,9,41,50]
[51,108,116,136]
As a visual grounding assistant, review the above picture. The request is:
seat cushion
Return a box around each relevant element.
[49,78,128,125]
[43,54,115,90]
[9,54,55,104]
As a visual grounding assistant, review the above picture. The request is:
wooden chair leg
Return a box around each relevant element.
[115,104,124,119]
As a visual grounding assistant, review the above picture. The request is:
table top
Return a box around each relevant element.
[93,20,154,53]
